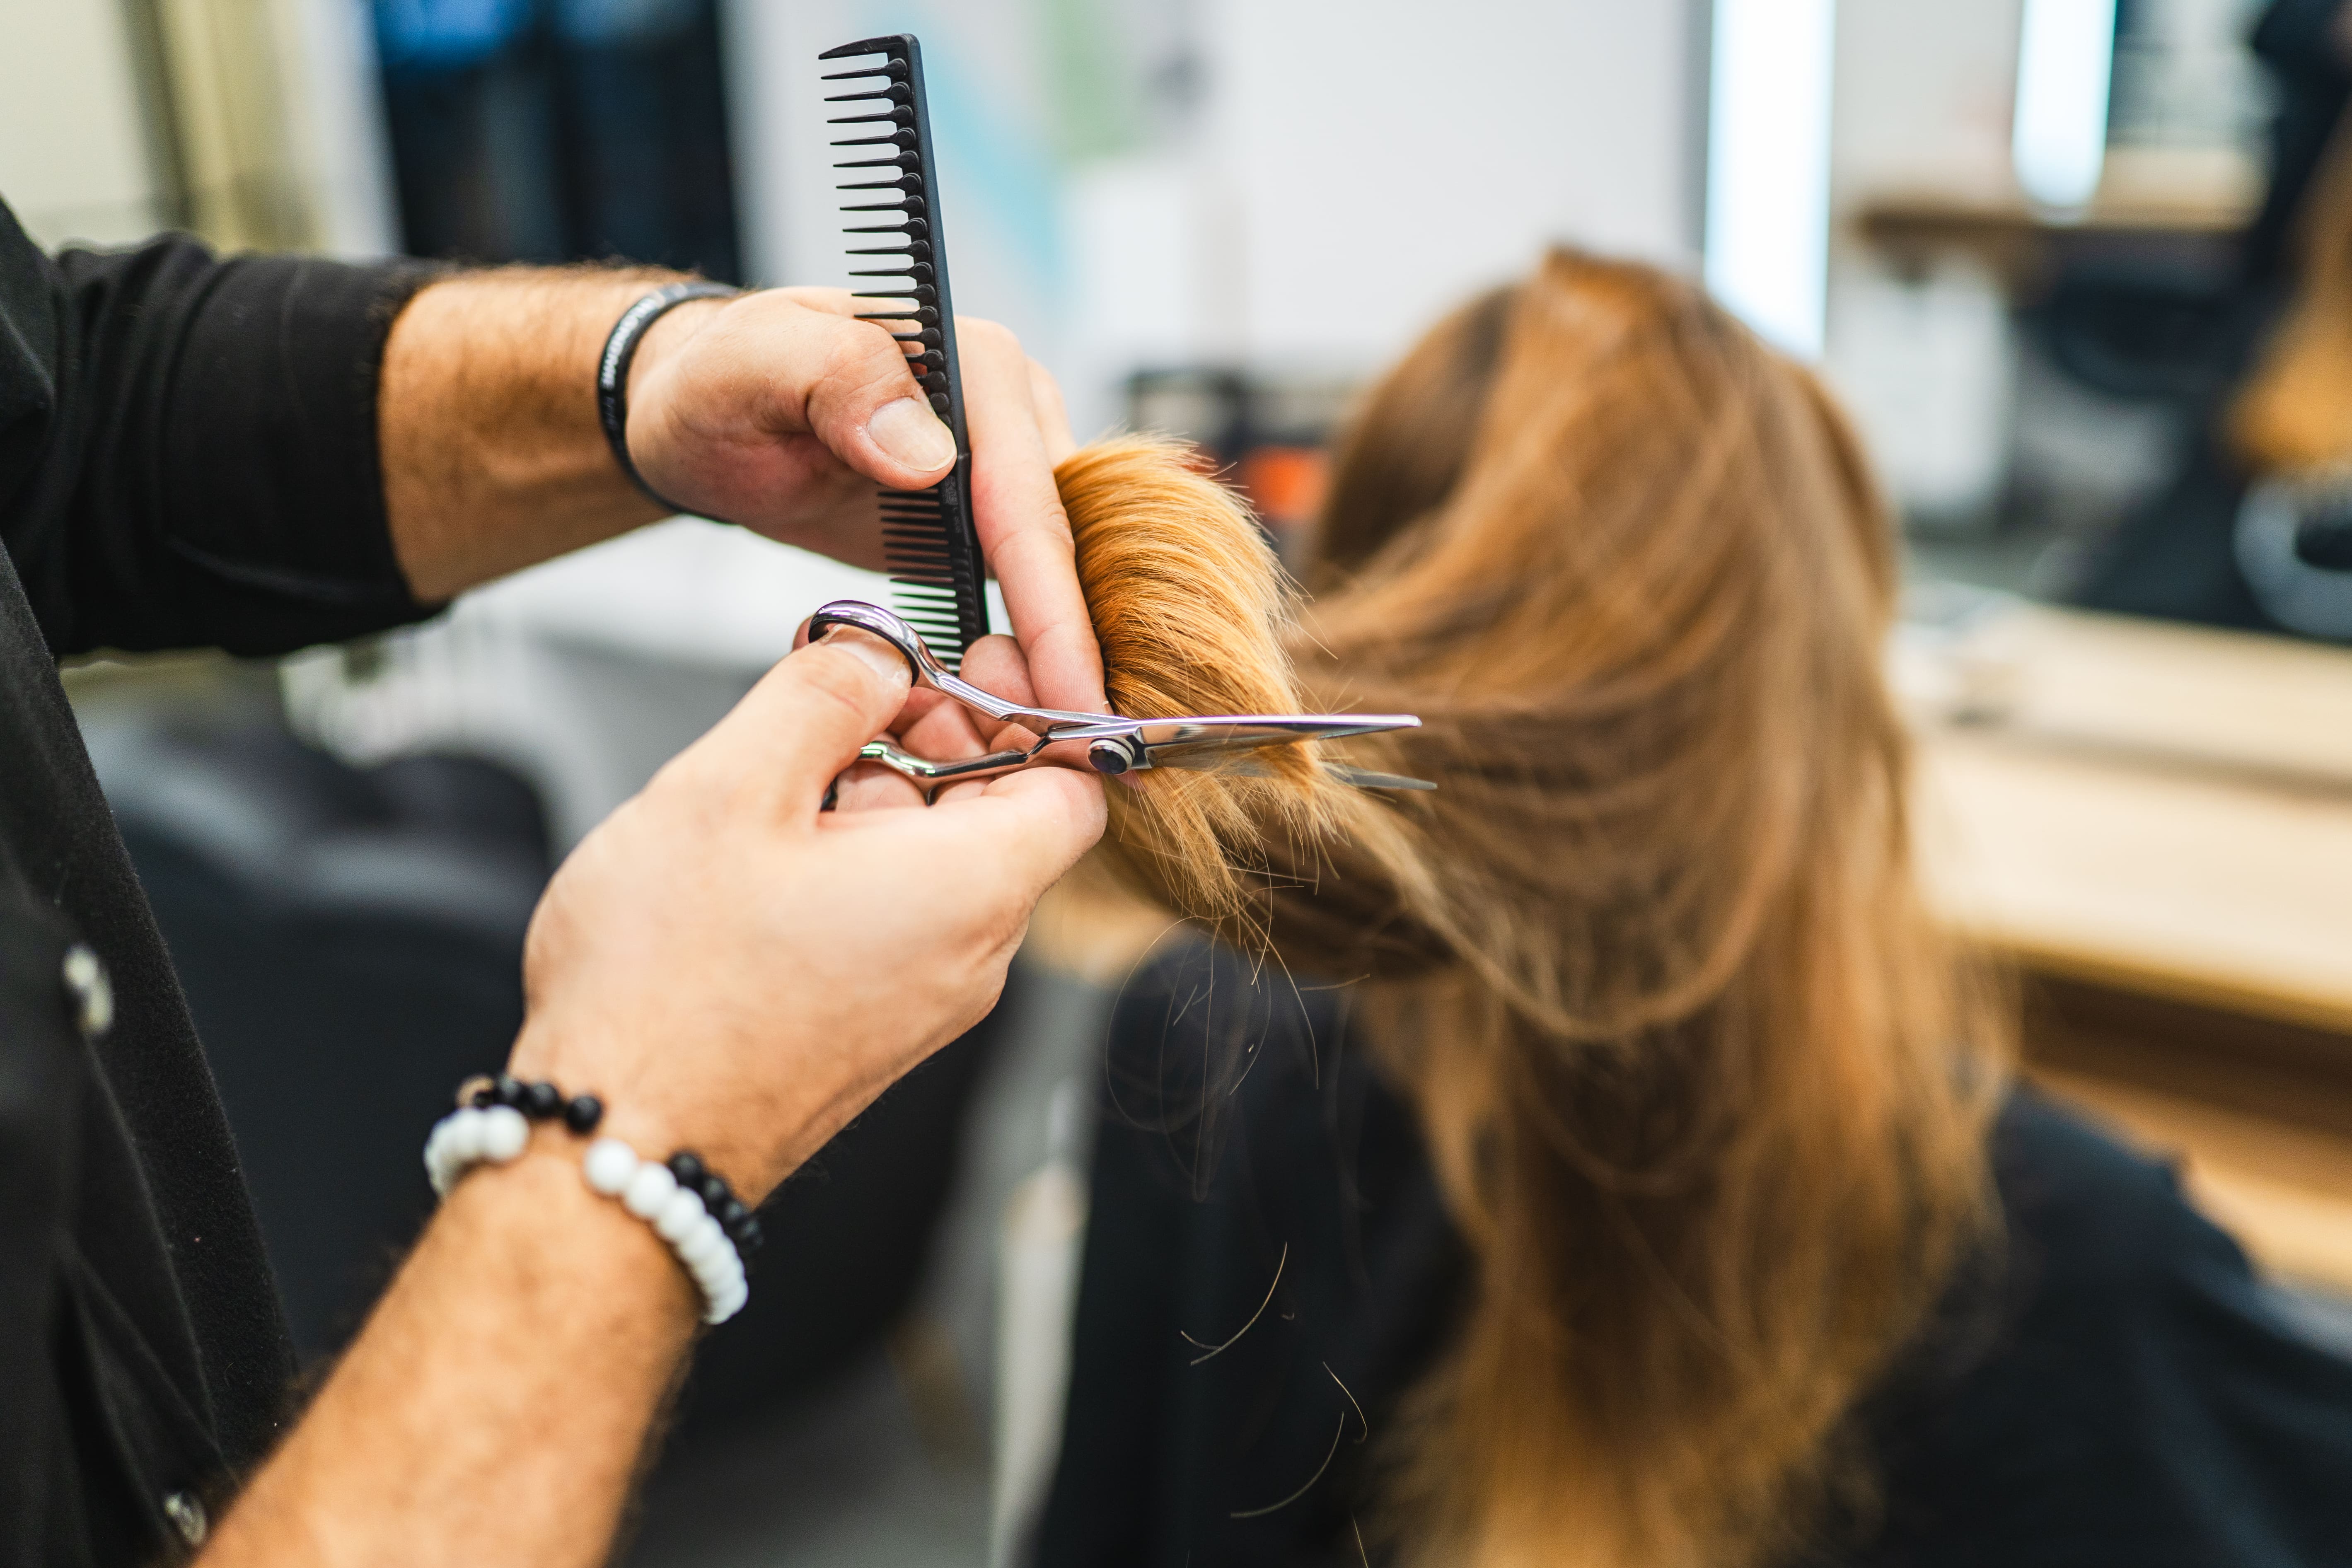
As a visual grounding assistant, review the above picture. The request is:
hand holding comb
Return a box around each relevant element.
[819,34,991,669]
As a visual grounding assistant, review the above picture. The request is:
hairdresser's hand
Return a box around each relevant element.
[626,288,1105,713]
[509,626,1105,1202]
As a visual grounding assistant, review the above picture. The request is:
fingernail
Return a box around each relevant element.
[820,625,911,686]
[868,396,956,472]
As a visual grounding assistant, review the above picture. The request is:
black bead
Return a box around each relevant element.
[736,1215,764,1256]
[667,1152,706,1189]
[522,1081,562,1120]
[716,1196,749,1232]
[492,1074,525,1108]
[563,1095,603,1134]
[697,1173,730,1210]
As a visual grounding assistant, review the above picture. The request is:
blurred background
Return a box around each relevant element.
[5,1,2351,1563]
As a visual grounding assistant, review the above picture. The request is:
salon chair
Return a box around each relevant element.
[2033,262,2246,407]
[2033,257,2303,633]
[86,718,995,1436]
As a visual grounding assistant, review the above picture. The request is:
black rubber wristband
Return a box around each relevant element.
[596,280,740,514]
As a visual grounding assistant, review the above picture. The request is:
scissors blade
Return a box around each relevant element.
[1329,764,1437,791]
[1125,713,1421,755]
[1125,713,1426,787]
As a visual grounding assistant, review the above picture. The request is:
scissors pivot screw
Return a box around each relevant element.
[1087,738,1140,775]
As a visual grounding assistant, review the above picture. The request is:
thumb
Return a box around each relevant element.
[782,301,959,488]
[700,627,914,814]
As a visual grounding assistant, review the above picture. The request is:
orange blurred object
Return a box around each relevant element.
[1239,445,1329,530]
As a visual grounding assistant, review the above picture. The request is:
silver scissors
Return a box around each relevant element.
[807,600,1435,796]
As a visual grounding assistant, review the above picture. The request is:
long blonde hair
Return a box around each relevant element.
[1065,249,2006,1567]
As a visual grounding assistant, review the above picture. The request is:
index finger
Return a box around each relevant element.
[956,319,1106,716]
[919,763,1107,904]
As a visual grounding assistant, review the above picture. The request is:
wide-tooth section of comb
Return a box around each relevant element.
[819,33,989,664]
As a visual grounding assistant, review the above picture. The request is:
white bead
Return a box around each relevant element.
[621,1162,677,1218]
[653,1187,707,1243]
[571,1136,745,1324]
[582,1138,638,1196]
[480,1105,530,1162]
[678,1217,732,1269]
[445,1108,487,1165]
[690,1244,735,1292]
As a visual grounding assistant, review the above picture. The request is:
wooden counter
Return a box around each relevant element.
[1904,604,2352,1292]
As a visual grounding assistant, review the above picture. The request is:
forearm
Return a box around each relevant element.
[201,1137,697,1568]
[381,267,725,601]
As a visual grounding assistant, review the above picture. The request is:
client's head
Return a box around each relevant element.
[1095,249,2004,1568]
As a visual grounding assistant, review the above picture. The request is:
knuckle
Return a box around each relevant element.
[822,327,916,403]
[958,316,1019,358]
[778,285,854,315]
[814,321,879,378]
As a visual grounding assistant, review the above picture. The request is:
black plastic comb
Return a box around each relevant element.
[818,33,989,670]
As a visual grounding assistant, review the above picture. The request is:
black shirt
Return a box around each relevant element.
[1038,943,2352,1567]
[0,199,435,1565]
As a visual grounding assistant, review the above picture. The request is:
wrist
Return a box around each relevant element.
[445,1054,770,1317]
[431,1063,760,1312]
[437,1130,699,1331]
[624,295,730,408]
[505,1021,802,1206]
[602,284,740,513]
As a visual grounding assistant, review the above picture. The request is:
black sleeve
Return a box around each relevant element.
[0,201,443,657]
[0,889,83,1565]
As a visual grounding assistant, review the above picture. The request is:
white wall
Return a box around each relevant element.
[1832,0,2023,206]
[1200,0,1699,370]
[0,0,174,247]
[0,0,395,257]
[723,0,1702,436]
[1823,0,2027,522]
[279,0,401,257]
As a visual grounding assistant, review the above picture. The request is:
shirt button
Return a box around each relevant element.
[161,1489,208,1548]
[61,944,114,1039]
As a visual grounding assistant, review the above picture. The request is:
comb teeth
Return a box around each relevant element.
[822,32,990,664]
[820,59,908,81]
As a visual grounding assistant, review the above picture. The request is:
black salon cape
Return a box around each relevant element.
[1037,943,2352,1567]
[0,200,435,1566]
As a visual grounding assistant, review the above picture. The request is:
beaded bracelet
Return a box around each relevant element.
[423,1075,762,1325]
[581,1139,750,1324]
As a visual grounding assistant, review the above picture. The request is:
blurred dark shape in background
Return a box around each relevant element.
[374,0,742,280]
[2058,0,2352,633]
[87,714,997,1441]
